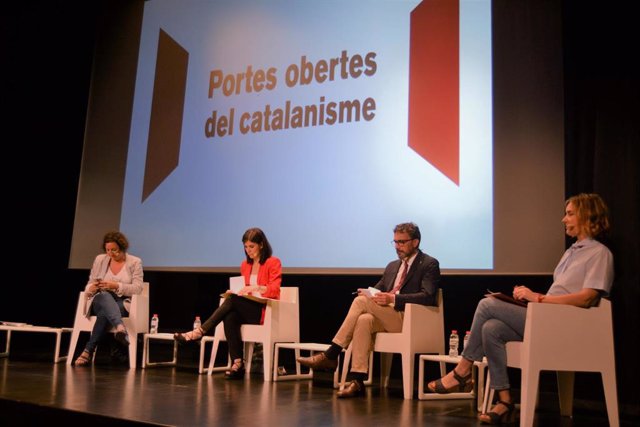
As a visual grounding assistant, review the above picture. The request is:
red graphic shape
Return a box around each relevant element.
[408,0,460,185]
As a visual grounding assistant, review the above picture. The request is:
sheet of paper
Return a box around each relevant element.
[221,276,270,303]
[361,287,381,298]
[229,276,244,293]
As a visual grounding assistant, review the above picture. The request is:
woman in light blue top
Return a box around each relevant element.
[427,193,613,424]
[74,231,144,366]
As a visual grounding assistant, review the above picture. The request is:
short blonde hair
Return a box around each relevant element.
[566,193,610,238]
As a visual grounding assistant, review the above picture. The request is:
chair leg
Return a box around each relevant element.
[294,348,302,375]
[379,353,392,389]
[207,338,231,374]
[67,330,81,366]
[365,352,374,386]
[482,373,493,415]
[199,339,208,374]
[556,371,575,416]
[262,341,273,382]
[401,352,414,400]
[520,368,540,427]
[127,332,137,369]
[339,345,353,391]
[601,370,620,427]
[245,342,255,375]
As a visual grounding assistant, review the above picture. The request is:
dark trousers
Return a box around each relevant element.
[201,295,264,361]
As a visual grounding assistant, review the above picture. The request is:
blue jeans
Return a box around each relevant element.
[85,291,128,354]
[461,297,526,390]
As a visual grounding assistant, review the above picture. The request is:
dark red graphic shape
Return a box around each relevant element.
[142,29,189,202]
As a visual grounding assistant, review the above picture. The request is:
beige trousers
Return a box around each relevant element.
[332,296,404,373]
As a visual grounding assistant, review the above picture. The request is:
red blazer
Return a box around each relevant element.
[240,256,282,323]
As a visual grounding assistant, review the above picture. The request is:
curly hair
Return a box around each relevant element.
[566,193,610,239]
[102,231,129,252]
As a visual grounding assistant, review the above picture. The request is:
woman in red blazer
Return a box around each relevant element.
[174,228,282,379]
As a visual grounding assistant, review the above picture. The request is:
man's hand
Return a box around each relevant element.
[373,292,395,306]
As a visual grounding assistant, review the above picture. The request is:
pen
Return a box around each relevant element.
[351,291,359,295]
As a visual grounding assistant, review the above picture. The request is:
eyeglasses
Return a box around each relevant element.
[106,248,121,254]
[392,239,415,246]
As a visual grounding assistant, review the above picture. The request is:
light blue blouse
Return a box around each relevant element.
[548,238,614,297]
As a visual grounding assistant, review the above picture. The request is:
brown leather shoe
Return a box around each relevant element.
[337,380,365,398]
[297,352,338,371]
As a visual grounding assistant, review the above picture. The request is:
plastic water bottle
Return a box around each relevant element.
[150,314,159,334]
[193,316,201,331]
[463,331,471,352]
[448,330,459,357]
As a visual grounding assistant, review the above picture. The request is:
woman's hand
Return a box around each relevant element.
[513,285,541,302]
[238,285,261,296]
[87,283,100,295]
[97,280,118,291]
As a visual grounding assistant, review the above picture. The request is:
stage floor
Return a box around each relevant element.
[0,355,627,426]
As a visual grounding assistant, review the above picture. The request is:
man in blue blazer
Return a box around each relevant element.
[298,222,441,397]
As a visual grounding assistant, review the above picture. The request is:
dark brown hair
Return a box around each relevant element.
[102,231,129,252]
[242,227,273,264]
[393,222,421,244]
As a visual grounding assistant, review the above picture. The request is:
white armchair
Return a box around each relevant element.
[483,298,619,427]
[340,289,445,399]
[67,283,149,369]
[205,286,300,381]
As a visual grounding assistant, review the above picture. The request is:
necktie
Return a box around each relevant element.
[392,261,409,294]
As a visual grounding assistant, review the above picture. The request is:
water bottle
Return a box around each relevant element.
[193,316,201,331]
[448,330,459,357]
[150,314,159,334]
[463,330,471,352]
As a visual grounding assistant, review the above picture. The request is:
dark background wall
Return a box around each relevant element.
[2,0,638,419]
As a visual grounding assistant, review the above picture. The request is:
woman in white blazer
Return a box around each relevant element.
[74,231,144,366]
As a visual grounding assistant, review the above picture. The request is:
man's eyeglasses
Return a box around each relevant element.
[392,239,415,246]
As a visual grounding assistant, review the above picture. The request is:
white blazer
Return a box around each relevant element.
[83,253,144,316]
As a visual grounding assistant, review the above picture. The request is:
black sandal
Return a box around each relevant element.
[173,327,204,344]
[114,330,130,346]
[224,359,245,380]
[479,400,516,424]
[427,369,474,394]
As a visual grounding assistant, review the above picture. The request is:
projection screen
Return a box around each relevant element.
[70,0,564,274]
